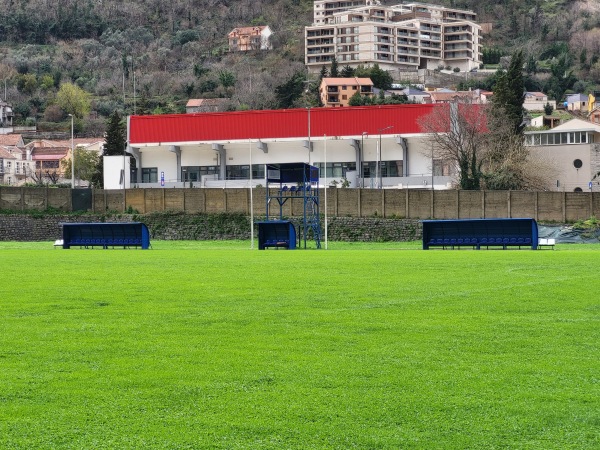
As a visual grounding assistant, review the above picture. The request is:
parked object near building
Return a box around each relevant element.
[306,2,482,73]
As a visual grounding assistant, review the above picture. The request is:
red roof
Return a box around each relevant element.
[129,104,438,145]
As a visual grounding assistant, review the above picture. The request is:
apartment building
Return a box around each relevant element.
[319,77,374,107]
[313,0,381,25]
[306,2,482,73]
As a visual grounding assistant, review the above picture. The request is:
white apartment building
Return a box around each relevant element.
[306,2,482,73]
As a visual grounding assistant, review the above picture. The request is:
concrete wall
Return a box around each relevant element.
[0,186,597,222]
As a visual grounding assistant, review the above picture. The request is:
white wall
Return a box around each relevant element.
[104,155,130,189]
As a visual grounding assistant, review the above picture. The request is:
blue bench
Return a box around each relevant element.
[257,221,297,250]
[422,218,538,250]
[61,222,151,249]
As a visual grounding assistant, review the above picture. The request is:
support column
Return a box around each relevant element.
[212,144,226,181]
[169,145,181,182]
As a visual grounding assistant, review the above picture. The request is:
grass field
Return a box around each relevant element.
[1,241,599,449]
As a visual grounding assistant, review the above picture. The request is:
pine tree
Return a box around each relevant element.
[104,111,127,156]
[492,50,525,134]
[330,56,339,77]
[340,65,355,77]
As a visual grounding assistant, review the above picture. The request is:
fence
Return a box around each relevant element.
[0,186,598,222]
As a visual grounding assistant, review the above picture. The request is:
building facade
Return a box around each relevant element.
[228,26,273,52]
[319,77,374,107]
[305,2,482,73]
[121,104,454,190]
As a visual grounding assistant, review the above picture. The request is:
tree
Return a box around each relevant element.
[482,106,556,190]
[355,64,393,90]
[492,50,525,134]
[104,111,126,156]
[330,56,339,77]
[274,71,306,109]
[340,65,354,77]
[420,100,556,191]
[419,101,487,190]
[56,82,91,119]
[218,70,236,90]
[61,146,101,186]
[545,53,577,103]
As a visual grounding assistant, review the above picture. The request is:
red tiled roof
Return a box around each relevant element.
[229,26,268,36]
[0,134,23,146]
[0,147,17,159]
[186,99,229,107]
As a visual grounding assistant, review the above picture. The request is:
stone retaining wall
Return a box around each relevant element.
[0,212,422,242]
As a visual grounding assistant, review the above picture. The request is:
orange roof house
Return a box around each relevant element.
[228,26,273,52]
[319,77,374,107]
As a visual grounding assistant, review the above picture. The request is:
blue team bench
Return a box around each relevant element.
[61,222,151,249]
[422,218,538,250]
[257,220,297,250]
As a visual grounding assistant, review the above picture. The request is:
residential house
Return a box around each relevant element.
[319,77,374,107]
[228,26,273,52]
[589,106,600,125]
[186,98,229,113]
[306,2,482,73]
[25,138,104,185]
[566,93,588,113]
[428,91,480,104]
[0,144,32,185]
[0,99,13,128]
[0,134,25,147]
[524,92,554,112]
[0,146,17,185]
[402,87,431,104]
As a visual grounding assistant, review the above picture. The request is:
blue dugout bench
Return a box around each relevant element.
[61,222,151,249]
[257,221,297,250]
[422,218,538,250]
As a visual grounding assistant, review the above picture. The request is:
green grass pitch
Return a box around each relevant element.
[1,241,599,449]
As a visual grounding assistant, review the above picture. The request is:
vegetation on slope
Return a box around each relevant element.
[0,0,598,136]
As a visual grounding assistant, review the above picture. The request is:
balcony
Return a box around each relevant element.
[306,38,334,46]
[327,87,339,93]
[327,97,340,103]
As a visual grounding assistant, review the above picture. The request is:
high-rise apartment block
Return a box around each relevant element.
[306,1,482,73]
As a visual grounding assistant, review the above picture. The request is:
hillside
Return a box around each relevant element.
[0,0,598,135]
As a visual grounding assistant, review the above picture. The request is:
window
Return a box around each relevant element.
[316,162,356,178]
[142,167,158,183]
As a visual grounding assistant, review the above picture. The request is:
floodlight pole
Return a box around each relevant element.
[249,139,254,250]
[69,114,74,188]
[324,134,328,250]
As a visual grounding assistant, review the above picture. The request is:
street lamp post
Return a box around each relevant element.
[68,114,74,188]
[378,125,393,189]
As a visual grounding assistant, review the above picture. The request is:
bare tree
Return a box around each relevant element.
[419,101,487,190]
[419,101,558,191]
